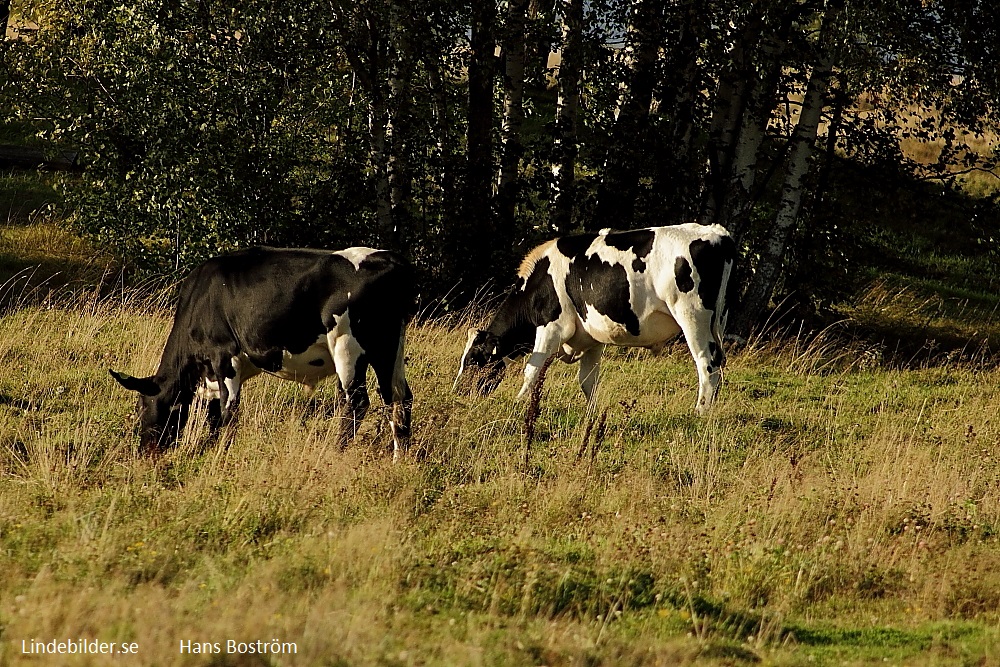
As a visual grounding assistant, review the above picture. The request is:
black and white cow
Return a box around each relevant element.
[111,246,413,458]
[455,223,737,412]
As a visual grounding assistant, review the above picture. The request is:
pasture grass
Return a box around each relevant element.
[2,288,1000,665]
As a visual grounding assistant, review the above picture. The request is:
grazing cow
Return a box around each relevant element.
[455,223,737,412]
[111,247,413,458]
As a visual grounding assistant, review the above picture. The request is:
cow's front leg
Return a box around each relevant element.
[216,355,245,428]
[577,345,604,404]
[338,377,371,447]
[515,322,568,400]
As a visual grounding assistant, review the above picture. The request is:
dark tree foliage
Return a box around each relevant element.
[4,0,999,323]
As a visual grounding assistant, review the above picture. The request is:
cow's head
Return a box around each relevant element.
[454,328,507,395]
[109,370,188,451]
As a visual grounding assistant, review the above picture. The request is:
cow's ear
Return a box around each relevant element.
[466,328,481,344]
[109,369,160,396]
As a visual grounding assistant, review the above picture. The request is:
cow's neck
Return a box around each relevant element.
[154,327,203,403]
[486,291,536,360]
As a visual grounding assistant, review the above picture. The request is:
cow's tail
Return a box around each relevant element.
[392,320,408,401]
[713,235,738,368]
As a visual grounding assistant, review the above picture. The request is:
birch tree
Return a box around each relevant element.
[699,4,766,227]
[550,0,584,231]
[330,1,394,243]
[497,0,530,239]
[592,0,662,229]
[652,1,705,218]
[736,0,844,333]
[721,4,798,240]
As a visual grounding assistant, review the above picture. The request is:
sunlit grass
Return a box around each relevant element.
[1,287,1000,665]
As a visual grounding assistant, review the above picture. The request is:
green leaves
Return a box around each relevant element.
[8,0,370,274]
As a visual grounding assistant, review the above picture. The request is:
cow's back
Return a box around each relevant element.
[168,247,412,368]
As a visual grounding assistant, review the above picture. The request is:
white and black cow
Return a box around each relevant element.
[455,223,737,412]
[111,246,413,457]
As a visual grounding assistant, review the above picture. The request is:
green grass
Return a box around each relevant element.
[2,296,1000,665]
[0,170,59,223]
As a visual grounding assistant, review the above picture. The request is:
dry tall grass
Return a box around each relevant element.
[1,288,999,665]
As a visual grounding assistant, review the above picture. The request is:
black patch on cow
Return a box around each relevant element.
[605,229,655,272]
[604,229,654,256]
[524,257,562,327]
[674,256,694,293]
[485,256,562,361]
[565,254,641,336]
[556,233,599,259]
[689,236,737,313]
[308,358,326,367]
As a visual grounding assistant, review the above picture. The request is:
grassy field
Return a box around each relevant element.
[1,280,999,665]
[1,118,999,663]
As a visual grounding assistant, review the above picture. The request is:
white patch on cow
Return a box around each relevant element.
[515,320,570,400]
[196,354,261,409]
[586,239,631,270]
[196,378,221,401]
[327,309,366,388]
[262,335,336,388]
[579,304,632,344]
[335,247,380,270]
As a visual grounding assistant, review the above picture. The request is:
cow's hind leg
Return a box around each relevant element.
[372,324,412,461]
[677,310,724,414]
[329,331,370,449]
[578,345,604,404]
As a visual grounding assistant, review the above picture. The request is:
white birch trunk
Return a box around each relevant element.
[723,12,793,240]
[700,23,755,226]
[738,49,837,330]
[370,97,393,238]
[498,0,529,197]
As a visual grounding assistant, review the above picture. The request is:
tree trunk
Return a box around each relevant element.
[525,0,558,89]
[497,0,529,244]
[370,90,394,242]
[722,7,796,241]
[699,11,765,226]
[815,73,847,207]
[386,2,413,250]
[654,2,702,218]
[550,0,584,232]
[736,3,843,334]
[465,0,498,271]
[593,0,663,229]
[1,0,10,41]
